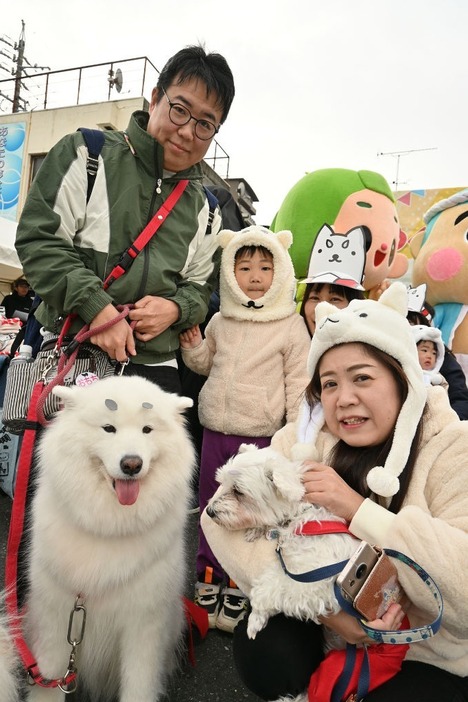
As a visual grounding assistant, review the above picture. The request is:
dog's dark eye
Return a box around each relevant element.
[232,487,243,497]
[103,424,116,433]
[142,426,153,434]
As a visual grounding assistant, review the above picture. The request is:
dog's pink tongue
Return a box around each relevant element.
[114,479,140,506]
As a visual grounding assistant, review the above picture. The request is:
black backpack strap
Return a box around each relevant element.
[203,186,219,236]
[77,128,106,203]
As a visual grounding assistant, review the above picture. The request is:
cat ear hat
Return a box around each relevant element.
[300,223,367,290]
[304,282,427,498]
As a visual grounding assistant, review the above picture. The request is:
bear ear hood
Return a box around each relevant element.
[219,225,298,322]
[307,282,427,499]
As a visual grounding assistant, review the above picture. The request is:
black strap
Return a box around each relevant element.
[203,186,218,236]
[77,128,106,203]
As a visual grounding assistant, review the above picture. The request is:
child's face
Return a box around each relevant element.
[303,284,349,335]
[417,340,437,370]
[234,250,274,299]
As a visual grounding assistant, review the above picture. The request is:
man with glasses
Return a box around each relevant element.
[16,45,235,393]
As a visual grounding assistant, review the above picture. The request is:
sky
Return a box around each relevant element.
[1,0,467,225]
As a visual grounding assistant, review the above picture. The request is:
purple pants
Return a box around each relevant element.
[197,427,271,583]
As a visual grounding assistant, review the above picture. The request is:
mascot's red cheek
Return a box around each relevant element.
[426,248,463,281]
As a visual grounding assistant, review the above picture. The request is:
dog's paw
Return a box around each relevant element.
[244,527,266,542]
[247,611,267,639]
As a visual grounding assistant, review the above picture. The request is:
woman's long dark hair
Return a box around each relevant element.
[305,342,425,513]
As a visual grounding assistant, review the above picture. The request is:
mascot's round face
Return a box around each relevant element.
[412,200,468,305]
[334,189,407,291]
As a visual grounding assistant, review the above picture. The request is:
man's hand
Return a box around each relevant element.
[179,325,202,349]
[89,304,136,362]
[128,296,179,342]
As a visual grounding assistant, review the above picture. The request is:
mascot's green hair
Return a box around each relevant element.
[271,168,395,279]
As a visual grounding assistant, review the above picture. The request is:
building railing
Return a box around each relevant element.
[0,56,230,178]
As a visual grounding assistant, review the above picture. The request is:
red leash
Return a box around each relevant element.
[5,382,79,690]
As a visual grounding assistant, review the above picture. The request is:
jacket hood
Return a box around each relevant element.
[411,324,445,376]
[219,226,297,322]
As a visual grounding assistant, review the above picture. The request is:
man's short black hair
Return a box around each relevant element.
[157,45,235,124]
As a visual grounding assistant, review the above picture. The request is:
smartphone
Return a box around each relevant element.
[336,541,380,604]
[337,541,408,620]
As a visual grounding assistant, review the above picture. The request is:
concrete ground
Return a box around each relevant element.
[0,489,259,702]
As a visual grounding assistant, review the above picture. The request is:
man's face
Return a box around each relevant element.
[147,76,223,173]
[16,282,29,297]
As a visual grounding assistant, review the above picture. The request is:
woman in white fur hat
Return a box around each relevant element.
[202,281,468,702]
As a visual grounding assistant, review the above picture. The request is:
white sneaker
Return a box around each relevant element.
[194,581,221,628]
[216,586,249,633]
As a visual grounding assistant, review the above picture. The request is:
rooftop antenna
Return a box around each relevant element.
[378,147,437,190]
[108,67,123,99]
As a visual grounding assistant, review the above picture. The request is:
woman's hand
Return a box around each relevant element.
[320,603,406,645]
[90,304,136,362]
[301,461,364,523]
[129,296,180,342]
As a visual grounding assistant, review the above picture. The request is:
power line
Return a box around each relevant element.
[0,20,50,112]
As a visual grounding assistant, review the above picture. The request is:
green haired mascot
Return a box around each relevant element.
[271,168,408,298]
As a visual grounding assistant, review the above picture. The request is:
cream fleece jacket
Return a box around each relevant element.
[181,313,311,436]
[202,386,468,676]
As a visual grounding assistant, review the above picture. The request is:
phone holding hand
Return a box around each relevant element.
[337,541,409,620]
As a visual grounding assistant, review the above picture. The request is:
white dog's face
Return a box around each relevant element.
[206,445,305,533]
[38,376,195,534]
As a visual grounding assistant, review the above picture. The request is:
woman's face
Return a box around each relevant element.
[303,285,349,335]
[318,343,402,447]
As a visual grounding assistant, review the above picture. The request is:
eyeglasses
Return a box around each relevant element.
[162,88,219,141]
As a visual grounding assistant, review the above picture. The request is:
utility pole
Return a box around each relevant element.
[0,20,49,113]
[378,147,437,190]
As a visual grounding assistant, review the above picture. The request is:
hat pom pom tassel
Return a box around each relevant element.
[366,465,400,498]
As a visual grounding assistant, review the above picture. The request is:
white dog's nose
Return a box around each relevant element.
[120,455,143,476]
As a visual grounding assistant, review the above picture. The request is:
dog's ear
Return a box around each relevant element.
[269,460,305,502]
[52,385,78,407]
[175,396,194,413]
[238,443,259,454]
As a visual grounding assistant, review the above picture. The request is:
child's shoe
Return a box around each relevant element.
[216,584,249,633]
[194,581,221,628]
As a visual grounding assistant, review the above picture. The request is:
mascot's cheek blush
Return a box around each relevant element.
[426,248,463,282]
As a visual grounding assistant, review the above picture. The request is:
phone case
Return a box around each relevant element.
[353,552,408,620]
[336,541,380,603]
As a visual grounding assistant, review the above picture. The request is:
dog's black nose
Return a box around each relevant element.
[120,455,143,476]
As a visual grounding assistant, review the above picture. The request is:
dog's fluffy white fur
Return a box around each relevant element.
[0,376,195,702]
[206,444,359,640]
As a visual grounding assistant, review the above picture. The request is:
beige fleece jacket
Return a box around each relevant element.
[202,386,468,676]
[181,313,311,436]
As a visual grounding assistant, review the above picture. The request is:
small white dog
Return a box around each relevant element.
[0,376,195,702]
[206,444,359,640]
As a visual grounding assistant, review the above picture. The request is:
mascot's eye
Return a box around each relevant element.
[142,425,153,434]
[103,424,116,433]
[359,313,368,318]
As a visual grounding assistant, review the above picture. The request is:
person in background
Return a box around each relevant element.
[202,283,468,702]
[1,277,33,322]
[411,324,447,389]
[297,223,368,336]
[15,45,235,394]
[407,285,468,420]
[180,225,310,633]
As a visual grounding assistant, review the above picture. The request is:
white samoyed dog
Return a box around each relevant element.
[206,444,359,641]
[0,375,195,702]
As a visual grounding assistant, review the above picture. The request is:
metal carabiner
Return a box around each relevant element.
[67,596,87,647]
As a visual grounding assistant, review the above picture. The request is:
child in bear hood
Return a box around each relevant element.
[180,225,310,633]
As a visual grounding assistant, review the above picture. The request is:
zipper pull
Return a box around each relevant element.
[156,178,162,194]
